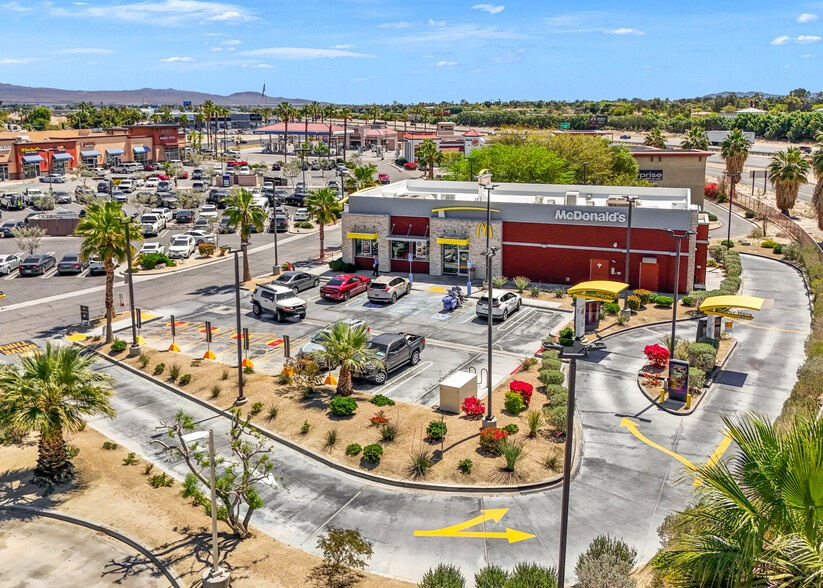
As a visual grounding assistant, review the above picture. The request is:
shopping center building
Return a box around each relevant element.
[342,180,708,293]
[0,124,184,181]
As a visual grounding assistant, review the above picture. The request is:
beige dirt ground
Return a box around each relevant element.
[0,428,414,588]
[92,342,567,486]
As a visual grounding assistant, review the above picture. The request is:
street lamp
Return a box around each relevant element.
[544,338,606,588]
[723,171,740,244]
[621,195,638,310]
[295,147,309,188]
[120,217,139,355]
[666,228,696,353]
[230,243,248,405]
[478,170,498,429]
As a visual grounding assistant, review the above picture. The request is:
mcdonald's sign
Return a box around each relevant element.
[476,223,492,238]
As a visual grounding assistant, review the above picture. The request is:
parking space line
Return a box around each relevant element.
[77,269,90,278]
[3,271,18,281]
[497,307,535,332]
[40,267,59,279]
[381,361,433,396]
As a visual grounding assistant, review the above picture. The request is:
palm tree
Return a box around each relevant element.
[653,413,823,586]
[309,323,376,396]
[643,127,667,149]
[681,126,710,151]
[323,105,338,154]
[223,189,266,281]
[75,200,142,343]
[769,147,811,215]
[305,188,341,260]
[416,138,441,179]
[275,102,296,164]
[353,164,378,191]
[811,147,823,229]
[0,343,115,485]
[338,106,352,161]
[202,100,215,151]
[720,128,751,197]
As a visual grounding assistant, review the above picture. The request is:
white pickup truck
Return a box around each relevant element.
[150,207,173,227]
[140,214,163,237]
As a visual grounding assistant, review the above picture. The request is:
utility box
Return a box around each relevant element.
[439,371,477,414]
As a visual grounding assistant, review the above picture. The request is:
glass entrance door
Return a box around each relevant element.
[458,249,469,276]
[442,244,469,275]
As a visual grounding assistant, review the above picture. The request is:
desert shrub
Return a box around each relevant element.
[243,365,254,374]
[520,356,537,370]
[541,357,562,371]
[633,289,652,306]
[626,295,641,311]
[370,394,395,406]
[720,277,741,293]
[721,239,735,248]
[491,275,508,288]
[362,443,383,463]
[102,441,118,450]
[745,209,757,219]
[603,302,620,314]
[772,244,783,254]
[547,388,568,409]
[686,342,718,373]
[221,366,230,380]
[504,391,526,414]
[426,420,447,439]
[524,410,545,438]
[65,444,80,459]
[169,362,181,381]
[543,448,562,472]
[574,535,637,588]
[315,527,374,587]
[761,239,779,248]
[539,369,565,387]
[122,452,139,465]
[688,368,706,392]
[708,244,728,263]
[704,183,719,199]
[644,344,670,368]
[139,252,175,270]
[697,336,720,349]
[300,421,310,434]
[379,422,399,442]
[529,285,541,297]
[153,363,166,375]
[546,404,567,433]
[409,448,432,478]
[680,295,695,307]
[148,472,174,487]
[458,459,473,474]
[475,565,509,587]
[498,437,524,471]
[502,423,519,436]
[209,384,221,398]
[138,353,150,368]
[509,380,533,406]
[345,443,362,456]
[197,243,215,257]
[479,427,509,454]
[783,242,801,260]
[249,401,263,416]
[513,275,530,293]
[654,295,674,307]
[552,287,566,297]
[178,374,191,385]
[370,410,389,426]
[324,429,338,447]
[419,564,466,588]
[276,372,291,385]
[329,395,358,417]
[508,562,558,587]
[461,396,485,418]
[296,221,314,229]
[110,339,127,352]
[266,403,279,421]
[541,349,559,360]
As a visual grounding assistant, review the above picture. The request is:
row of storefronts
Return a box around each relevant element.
[0,124,183,181]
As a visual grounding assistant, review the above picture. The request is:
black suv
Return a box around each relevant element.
[176,209,194,223]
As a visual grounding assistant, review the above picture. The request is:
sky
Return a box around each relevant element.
[1,0,822,104]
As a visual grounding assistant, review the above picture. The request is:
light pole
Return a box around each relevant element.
[666,228,696,353]
[231,244,248,405]
[296,147,309,189]
[545,338,606,588]
[478,171,498,429]
[120,217,139,355]
[723,171,739,244]
[621,195,638,310]
[582,161,588,185]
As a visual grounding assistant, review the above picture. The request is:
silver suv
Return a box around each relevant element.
[250,283,307,322]
[367,275,411,304]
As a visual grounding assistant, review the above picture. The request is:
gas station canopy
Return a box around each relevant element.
[699,295,765,320]
[567,281,630,302]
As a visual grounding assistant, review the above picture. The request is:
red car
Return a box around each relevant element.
[404,162,418,170]
[320,274,371,301]
[177,171,188,179]
[149,172,169,180]
[378,173,390,184]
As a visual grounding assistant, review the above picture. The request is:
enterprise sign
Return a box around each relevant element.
[638,169,663,182]
[554,209,627,223]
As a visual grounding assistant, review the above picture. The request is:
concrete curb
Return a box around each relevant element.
[0,504,185,588]
[593,315,699,342]
[80,343,572,496]
[739,251,814,313]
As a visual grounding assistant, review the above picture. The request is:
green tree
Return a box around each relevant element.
[338,106,352,160]
[223,189,266,282]
[653,413,823,586]
[449,143,573,184]
[305,187,341,260]
[275,101,297,163]
[416,139,442,179]
[25,106,52,129]
[643,127,667,149]
[309,322,376,396]
[75,200,142,342]
[769,147,811,214]
[0,343,115,485]
[681,126,710,151]
[720,129,751,196]
[352,163,378,191]
[811,146,823,229]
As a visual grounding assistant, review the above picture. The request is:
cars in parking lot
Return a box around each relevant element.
[271,270,320,294]
[367,275,411,303]
[404,162,418,170]
[145,177,160,188]
[378,173,390,184]
[140,214,163,236]
[39,174,66,183]
[250,283,307,322]
[176,209,194,223]
[19,253,56,276]
[139,242,165,256]
[192,169,205,180]
[321,274,371,301]
[271,162,281,171]
[183,229,216,245]
[53,191,72,204]
[293,208,310,222]
[111,190,128,203]
[476,289,521,321]
[200,204,218,219]
[192,181,207,192]
[285,192,307,206]
[0,253,22,275]
[327,179,338,190]
[356,333,426,384]
[1,192,25,210]
[0,220,26,237]
[167,235,196,258]
[57,253,87,274]
[268,214,288,233]
[151,207,173,225]
[620,134,631,139]
[88,255,119,275]
[218,216,237,233]
[193,217,211,230]
[297,318,368,367]
[157,181,172,191]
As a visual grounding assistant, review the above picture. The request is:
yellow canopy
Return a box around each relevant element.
[346,232,378,240]
[700,295,765,320]
[567,280,629,302]
[436,237,470,246]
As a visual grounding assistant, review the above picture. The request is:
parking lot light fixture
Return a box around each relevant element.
[666,228,696,353]
[478,170,497,429]
[230,243,248,405]
[621,195,638,310]
[120,217,139,355]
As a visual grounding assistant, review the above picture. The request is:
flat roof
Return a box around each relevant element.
[629,146,712,156]
[352,179,693,210]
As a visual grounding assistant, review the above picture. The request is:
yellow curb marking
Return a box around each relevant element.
[428,287,447,293]
[727,317,809,334]
[414,508,534,543]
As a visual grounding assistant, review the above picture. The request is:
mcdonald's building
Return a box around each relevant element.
[341,180,709,293]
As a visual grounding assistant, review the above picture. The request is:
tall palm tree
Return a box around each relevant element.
[275,102,295,164]
[720,128,751,197]
[305,188,341,260]
[309,323,376,396]
[643,127,667,149]
[353,164,378,191]
[769,147,811,215]
[681,126,710,151]
[223,189,266,281]
[75,200,142,343]
[322,105,338,153]
[811,147,823,229]
[338,106,352,161]
[369,104,381,124]
[202,101,215,151]
[0,343,115,485]
[416,138,441,179]
[653,413,823,586]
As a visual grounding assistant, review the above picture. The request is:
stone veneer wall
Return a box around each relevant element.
[429,217,502,278]
[341,213,391,268]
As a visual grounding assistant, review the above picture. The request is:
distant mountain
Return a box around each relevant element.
[699,91,782,99]
[0,83,322,107]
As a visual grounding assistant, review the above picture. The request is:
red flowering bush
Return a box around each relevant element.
[509,380,534,406]
[370,410,389,426]
[479,427,510,455]
[643,344,670,368]
[461,396,485,418]
[704,183,718,199]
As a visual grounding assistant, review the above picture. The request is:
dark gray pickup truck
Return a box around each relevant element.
[356,333,425,384]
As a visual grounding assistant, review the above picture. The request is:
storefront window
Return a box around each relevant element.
[0,164,8,181]
[134,151,148,163]
[354,239,377,257]
[53,160,68,174]
[164,147,180,161]
[391,240,428,261]
[106,154,122,167]
[23,162,40,179]
[82,158,98,167]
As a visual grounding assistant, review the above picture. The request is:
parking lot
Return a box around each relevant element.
[130,283,566,407]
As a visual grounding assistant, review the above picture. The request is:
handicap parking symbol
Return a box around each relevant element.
[430,313,451,321]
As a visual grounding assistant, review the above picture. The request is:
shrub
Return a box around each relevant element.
[102,441,118,450]
[539,369,565,387]
[475,566,510,588]
[296,221,314,229]
[686,342,718,373]
[529,285,541,297]
[697,336,720,349]
[655,295,674,307]
[574,535,637,588]
[243,365,254,374]
[626,295,641,311]
[633,289,652,306]
[148,472,174,488]
[300,420,310,434]
[541,349,559,360]
[498,437,524,471]
[508,562,558,587]
[603,302,620,314]
[541,357,562,371]
[643,344,670,368]
[249,401,263,416]
[704,183,718,199]
[502,423,519,436]
[524,410,545,438]
[198,242,215,257]
[547,387,568,409]
[153,363,166,375]
[419,564,466,588]
[139,252,175,270]
[426,420,447,439]
[680,295,695,307]
[329,395,358,417]
[717,192,729,203]
[324,429,338,447]
[543,448,562,472]
[277,372,291,385]
[458,459,473,474]
[513,275,530,293]
[379,422,399,442]
[721,239,735,248]
[773,244,784,254]
[479,427,509,454]
[504,391,526,414]
[178,374,191,385]
[708,244,728,263]
[546,404,567,433]
[745,209,757,219]
[315,527,374,587]
[190,358,202,367]
[169,362,181,381]
[559,327,573,339]
[123,452,139,466]
[138,353,150,368]
[552,287,566,298]
[688,367,706,392]
[409,448,432,478]
[617,312,630,325]
[370,394,395,406]
[370,410,389,426]
[461,396,485,418]
[509,380,534,406]
[491,275,508,288]
[110,339,127,352]
[345,443,362,456]
[221,367,230,380]
[209,384,221,398]
[362,443,383,464]
[65,444,80,459]
[520,356,537,370]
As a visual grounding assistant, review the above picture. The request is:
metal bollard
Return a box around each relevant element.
[283,335,290,358]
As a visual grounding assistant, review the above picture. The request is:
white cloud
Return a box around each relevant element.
[604,28,644,36]
[331,44,355,49]
[220,38,241,45]
[378,21,414,28]
[489,50,523,64]
[203,32,224,36]
[641,64,660,70]
[802,53,813,58]
[396,23,526,42]
[797,13,818,23]
[206,10,255,22]
[471,4,504,15]
[56,47,115,54]
[771,35,821,45]
[0,57,41,64]
[241,63,273,69]
[160,56,194,62]
[211,47,223,51]
[50,0,258,26]
[2,1,31,11]
[72,1,87,4]
[436,60,457,66]
[242,47,377,59]
[428,18,445,26]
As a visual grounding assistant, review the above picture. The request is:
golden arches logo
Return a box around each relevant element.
[476,223,492,238]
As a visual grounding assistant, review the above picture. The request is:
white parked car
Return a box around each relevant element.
[293,208,310,222]
[0,253,22,275]
[262,181,274,191]
[139,242,166,256]
[183,230,217,245]
[151,207,174,226]
[239,165,251,175]
[476,289,522,321]
[167,235,196,259]
[145,177,160,188]
[200,204,218,219]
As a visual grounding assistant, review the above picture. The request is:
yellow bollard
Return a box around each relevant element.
[686,393,692,409]
[136,335,146,345]
[203,350,216,360]
[324,374,338,386]
[242,358,254,369]
[659,388,666,403]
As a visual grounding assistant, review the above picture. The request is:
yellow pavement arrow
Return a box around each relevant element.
[692,432,733,487]
[414,508,535,543]
[620,417,696,471]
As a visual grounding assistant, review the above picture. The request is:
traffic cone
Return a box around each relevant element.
[281,365,293,377]
[324,374,338,386]
[169,343,180,352]
[242,358,254,369]
[203,350,216,360]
